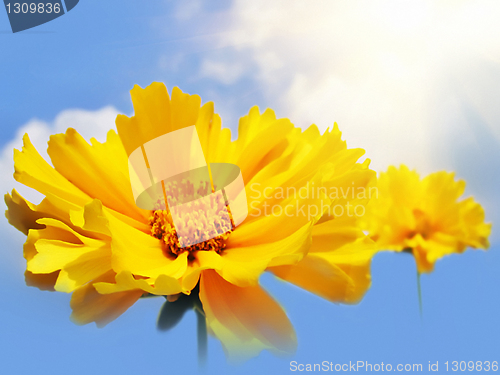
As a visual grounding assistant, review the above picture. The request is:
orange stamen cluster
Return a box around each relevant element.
[149,179,232,256]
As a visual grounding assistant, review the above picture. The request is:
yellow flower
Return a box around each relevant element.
[361,165,491,273]
[5,82,377,361]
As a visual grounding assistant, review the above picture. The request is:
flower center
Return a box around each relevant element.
[148,179,232,257]
[407,209,434,240]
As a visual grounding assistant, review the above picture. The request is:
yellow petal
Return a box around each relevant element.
[271,235,376,304]
[116,82,173,157]
[245,125,320,187]
[458,197,491,248]
[6,189,115,241]
[184,229,312,291]
[47,128,149,225]
[170,86,202,134]
[94,270,182,296]
[384,165,422,207]
[412,246,435,273]
[70,272,142,327]
[195,102,234,164]
[411,233,465,273]
[271,255,354,302]
[23,216,80,262]
[235,107,278,153]
[235,117,294,183]
[217,221,313,287]
[25,270,59,291]
[14,134,90,206]
[4,190,44,235]
[69,199,111,237]
[422,171,465,223]
[107,212,188,279]
[26,216,112,293]
[116,83,201,157]
[228,171,329,246]
[236,121,372,242]
[27,222,101,273]
[263,123,359,189]
[200,270,297,363]
[309,216,366,253]
[54,245,111,293]
[180,250,222,293]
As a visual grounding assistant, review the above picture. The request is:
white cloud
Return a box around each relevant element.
[199,59,246,85]
[201,0,500,174]
[175,0,203,21]
[0,106,119,205]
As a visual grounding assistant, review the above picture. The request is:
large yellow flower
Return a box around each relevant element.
[361,165,491,273]
[5,82,376,361]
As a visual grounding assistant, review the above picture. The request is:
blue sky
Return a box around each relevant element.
[0,1,499,374]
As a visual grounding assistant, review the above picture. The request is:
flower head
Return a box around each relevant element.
[5,82,377,361]
[361,165,491,273]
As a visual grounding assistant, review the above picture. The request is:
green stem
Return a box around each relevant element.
[195,307,207,369]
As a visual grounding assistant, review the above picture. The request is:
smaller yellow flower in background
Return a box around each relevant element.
[361,165,491,273]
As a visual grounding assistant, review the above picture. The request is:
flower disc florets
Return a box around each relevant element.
[149,178,232,257]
